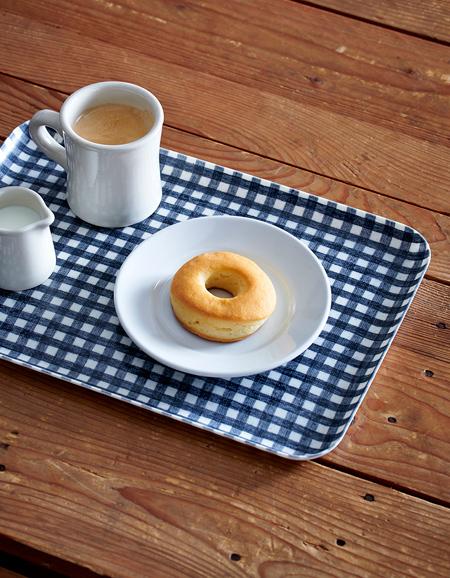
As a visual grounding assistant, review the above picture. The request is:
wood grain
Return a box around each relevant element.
[1,362,450,578]
[1,74,449,284]
[306,0,450,43]
[0,7,450,213]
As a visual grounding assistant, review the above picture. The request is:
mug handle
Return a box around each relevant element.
[29,110,68,171]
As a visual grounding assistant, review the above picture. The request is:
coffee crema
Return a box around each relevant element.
[73,103,153,145]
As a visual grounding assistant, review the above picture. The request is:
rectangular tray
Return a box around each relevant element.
[0,122,430,459]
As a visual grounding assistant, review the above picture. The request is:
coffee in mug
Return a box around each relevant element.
[73,103,154,145]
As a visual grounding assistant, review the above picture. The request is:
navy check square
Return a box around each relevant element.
[0,122,430,459]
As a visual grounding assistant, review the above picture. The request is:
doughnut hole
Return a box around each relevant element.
[205,270,249,298]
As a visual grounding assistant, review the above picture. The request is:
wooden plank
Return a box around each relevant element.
[0,8,450,213]
[306,0,450,43]
[1,74,449,284]
[1,363,450,578]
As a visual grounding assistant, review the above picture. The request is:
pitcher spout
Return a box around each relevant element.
[0,186,54,233]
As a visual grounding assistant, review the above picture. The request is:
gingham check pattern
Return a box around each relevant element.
[0,122,429,459]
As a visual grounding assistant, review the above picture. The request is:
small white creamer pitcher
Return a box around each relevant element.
[0,186,56,291]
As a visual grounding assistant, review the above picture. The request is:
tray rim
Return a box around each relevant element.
[0,121,431,460]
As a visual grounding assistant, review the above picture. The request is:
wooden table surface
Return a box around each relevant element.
[0,1,449,576]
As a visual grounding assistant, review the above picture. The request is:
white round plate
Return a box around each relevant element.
[114,216,331,378]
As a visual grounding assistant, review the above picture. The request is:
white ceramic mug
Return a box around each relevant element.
[29,81,164,228]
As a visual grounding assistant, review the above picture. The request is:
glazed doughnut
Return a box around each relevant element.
[170,251,276,342]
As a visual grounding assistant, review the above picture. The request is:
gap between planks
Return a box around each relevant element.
[294,0,450,47]
[426,273,450,288]
[317,458,450,509]
[0,534,104,578]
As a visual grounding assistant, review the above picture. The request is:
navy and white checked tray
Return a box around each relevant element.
[0,122,430,459]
